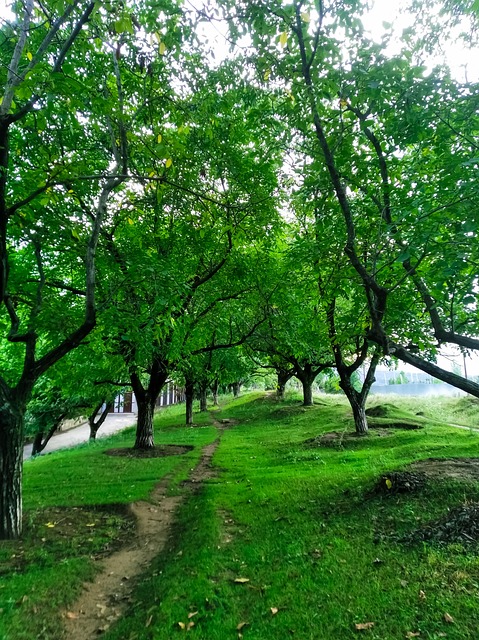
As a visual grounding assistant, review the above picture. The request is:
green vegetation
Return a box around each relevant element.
[3,393,479,639]
[0,404,216,640]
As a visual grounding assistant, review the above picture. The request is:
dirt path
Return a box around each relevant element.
[63,418,231,639]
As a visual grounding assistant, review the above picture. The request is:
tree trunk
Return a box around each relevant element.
[232,382,241,397]
[89,402,111,440]
[339,377,368,435]
[302,379,313,406]
[346,388,368,435]
[211,378,219,406]
[31,413,66,455]
[134,398,155,449]
[276,369,293,400]
[185,380,194,426]
[199,383,208,412]
[0,408,24,539]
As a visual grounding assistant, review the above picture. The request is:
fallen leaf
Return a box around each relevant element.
[355,622,375,631]
[236,621,249,630]
[270,607,279,615]
[418,590,426,600]
[45,522,55,528]
[444,613,454,624]
[400,580,408,588]
[406,633,420,638]
[66,612,78,620]
[145,615,153,627]
[188,611,198,619]
[234,578,250,584]
[385,478,393,489]
[178,621,186,629]
[85,523,96,527]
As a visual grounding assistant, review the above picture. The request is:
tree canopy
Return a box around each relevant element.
[1,0,479,538]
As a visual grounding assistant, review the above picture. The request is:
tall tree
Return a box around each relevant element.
[0,0,132,538]
[222,0,479,398]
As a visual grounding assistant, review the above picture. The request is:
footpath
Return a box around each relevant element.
[23,413,137,460]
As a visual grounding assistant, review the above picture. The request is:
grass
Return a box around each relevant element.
[0,402,217,640]
[2,392,479,639]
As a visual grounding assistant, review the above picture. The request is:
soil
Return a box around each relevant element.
[63,417,230,639]
[372,471,428,495]
[374,460,479,546]
[410,457,479,482]
[104,444,193,458]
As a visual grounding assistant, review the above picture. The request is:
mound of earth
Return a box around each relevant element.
[373,471,427,495]
[369,421,424,430]
[104,444,193,458]
[305,428,393,448]
[411,457,479,481]
[366,403,400,418]
[402,502,479,545]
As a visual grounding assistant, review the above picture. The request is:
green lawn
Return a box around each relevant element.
[2,392,479,640]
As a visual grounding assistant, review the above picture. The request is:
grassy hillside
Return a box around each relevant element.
[2,393,479,639]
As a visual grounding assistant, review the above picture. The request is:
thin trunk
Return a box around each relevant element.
[0,407,24,539]
[232,382,241,397]
[211,378,219,406]
[134,398,155,449]
[185,380,194,426]
[199,383,208,412]
[89,401,110,440]
[276,369,293,400]
[31,413,66,455]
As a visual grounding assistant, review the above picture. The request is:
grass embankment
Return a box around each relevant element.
[0,404,217,640]
[2,392,479,639]
[103,393,479,640]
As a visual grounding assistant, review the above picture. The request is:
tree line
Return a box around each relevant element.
[1,0,478,538]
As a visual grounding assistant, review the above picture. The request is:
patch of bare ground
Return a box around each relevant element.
[305,428,392,448]
[104,444,193,458]
[63,417,231,640]
[372,471,428,495]
[410,457,479,482]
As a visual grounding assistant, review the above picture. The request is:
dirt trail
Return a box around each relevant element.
[63,417,231,639]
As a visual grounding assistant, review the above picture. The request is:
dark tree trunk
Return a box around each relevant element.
[130,358,169,450]
[276,369,293,400]
[211,378,219,406]
[0,407,25,539]
[134,398,155,449]
[31,413,67,455]
[185,380,194,426]
[336,351,379,436]
[294,363,319,407]
[199,383,208,412]
[89,401,111,440]
[341,381,368,435]
[232,382,241,397]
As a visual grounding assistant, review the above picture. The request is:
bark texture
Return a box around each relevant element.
[185,380,194,426]
[134,400,155,449]
[0,407,24,539]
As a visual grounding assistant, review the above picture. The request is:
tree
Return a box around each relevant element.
[0,0,131,538]
[223,0,479,400]
[97,60,283,448]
